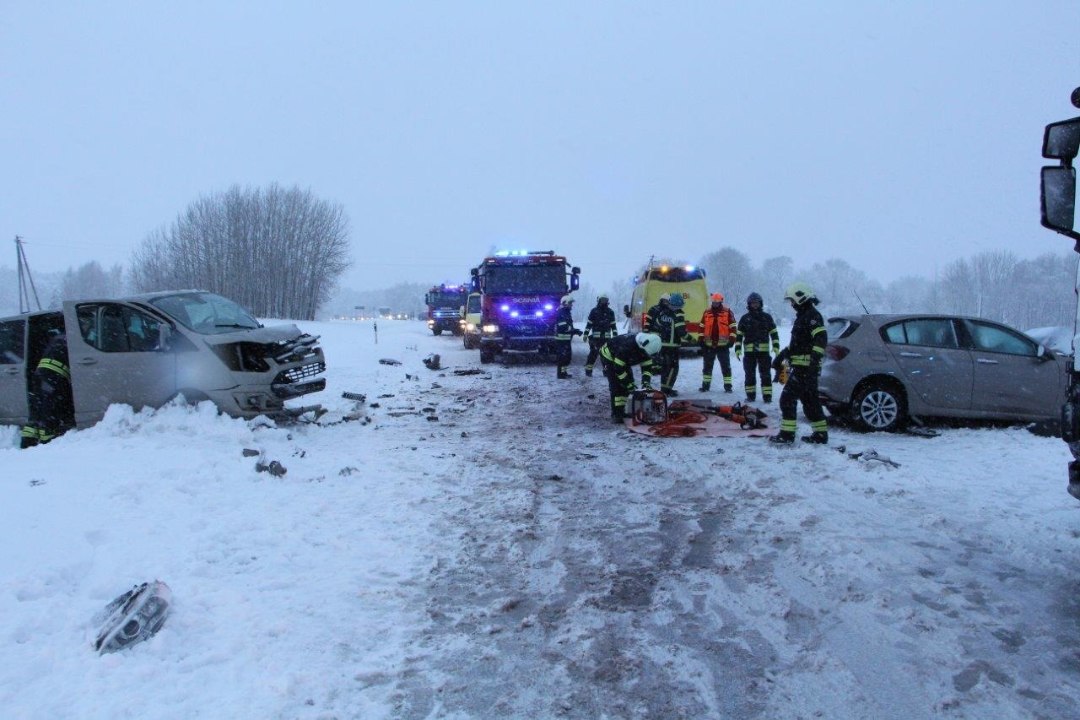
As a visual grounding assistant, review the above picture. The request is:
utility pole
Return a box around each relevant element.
[15,236,42,314]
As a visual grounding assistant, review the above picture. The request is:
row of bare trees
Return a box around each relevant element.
[688,248,1077,330]
[129,184,351,320]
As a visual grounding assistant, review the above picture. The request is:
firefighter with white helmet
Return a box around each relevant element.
[599,332,660,423]
[555,294,583,379]
[582,294,618,377]
[770,282,829,444]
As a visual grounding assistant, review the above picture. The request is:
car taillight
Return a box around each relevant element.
[825,344,849,361]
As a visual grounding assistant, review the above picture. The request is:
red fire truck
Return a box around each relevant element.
[424,284,468,336]
[469,250,581,364]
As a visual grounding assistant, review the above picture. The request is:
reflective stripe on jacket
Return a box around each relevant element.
[735,310,780,355]
[555,306,576,340]
[782,304,827,368]
[600,334,655,386]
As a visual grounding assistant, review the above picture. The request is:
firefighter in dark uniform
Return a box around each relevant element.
[599,332,661,423]
[582,294,618,377]
[20,332,75,448]
[699,293,737,392]
[734,292,780,403]
[646,294,686,396]
[770,282,829,444]
[555,295,583,379]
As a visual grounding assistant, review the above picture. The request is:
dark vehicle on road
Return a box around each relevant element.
[1039,85,1080,500]
[819,314,1068,432]
[469,250,580,364]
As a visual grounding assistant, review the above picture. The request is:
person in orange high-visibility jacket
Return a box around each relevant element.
[698,293,737,392]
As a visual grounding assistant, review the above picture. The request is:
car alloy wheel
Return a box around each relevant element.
[854,385,904,432]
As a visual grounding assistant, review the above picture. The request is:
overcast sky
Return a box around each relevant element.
[4,2,1080,294]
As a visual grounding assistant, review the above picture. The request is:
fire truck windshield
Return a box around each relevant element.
[484,265,567,294]
[430,291,463,306]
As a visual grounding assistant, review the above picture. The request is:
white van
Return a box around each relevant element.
[0,290,326,429]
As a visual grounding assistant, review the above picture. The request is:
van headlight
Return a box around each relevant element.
[482,324,499,333]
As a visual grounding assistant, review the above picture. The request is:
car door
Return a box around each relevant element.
[960,319,1065,418]
[880,317,973,411]
[64,301,178,427]
[0,317,28,425]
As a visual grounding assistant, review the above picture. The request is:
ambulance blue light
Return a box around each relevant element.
[544,303,554,310]
[685,265,695,272]
[501,304,511,312]
[510,310,520,318]
[535,310,543,317]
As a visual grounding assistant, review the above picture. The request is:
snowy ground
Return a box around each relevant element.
[2,319,1079,719]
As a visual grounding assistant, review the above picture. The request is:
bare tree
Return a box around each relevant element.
[698,247,754,309]
[130,184,351,320]
[51,261,125,304]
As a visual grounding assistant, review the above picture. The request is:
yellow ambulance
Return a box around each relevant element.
[624,261,709,345]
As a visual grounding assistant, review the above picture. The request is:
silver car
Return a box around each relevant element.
[818,314,1068,431]
[1,290,326,430]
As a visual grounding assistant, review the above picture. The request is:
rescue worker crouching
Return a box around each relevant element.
[20,331,75,449]
[769,282,829,445]
[582,294,618,377]
[734,292,780,403]
[645,293,686,396]
[600,332,661,424]
[699,293,736,393]
[555,294,583,379]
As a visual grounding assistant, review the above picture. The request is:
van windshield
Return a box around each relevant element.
[149,292,261,335]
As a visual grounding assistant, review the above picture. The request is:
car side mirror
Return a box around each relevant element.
[623,304,631,318]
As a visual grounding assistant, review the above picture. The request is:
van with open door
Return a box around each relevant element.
[0,290,326,431]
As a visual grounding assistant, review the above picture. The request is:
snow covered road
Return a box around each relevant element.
[2,319,1079,719]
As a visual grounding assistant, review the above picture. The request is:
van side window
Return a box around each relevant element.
[80,304,162,353]
[0,319,25,364]
[76,305,99,347]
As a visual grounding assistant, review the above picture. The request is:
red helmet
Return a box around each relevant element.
[710,293,724,303]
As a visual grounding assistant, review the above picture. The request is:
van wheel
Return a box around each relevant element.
[852,382,906,432]
[480,346,495,364]
[433,328,443,336]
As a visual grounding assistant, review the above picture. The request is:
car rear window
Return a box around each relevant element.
[827,318,858,340]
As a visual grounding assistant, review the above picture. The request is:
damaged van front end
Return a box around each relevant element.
[0,290,328,432]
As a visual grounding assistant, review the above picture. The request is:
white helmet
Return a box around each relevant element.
[783,282,817,306]
[560,295,575,306]
[658,293,671,304]
[635,332,662,355]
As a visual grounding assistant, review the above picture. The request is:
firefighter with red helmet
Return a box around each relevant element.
[770,282,829,444]
[734,292,780,402]
[599,332,661,423]
[699,293,736,392]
